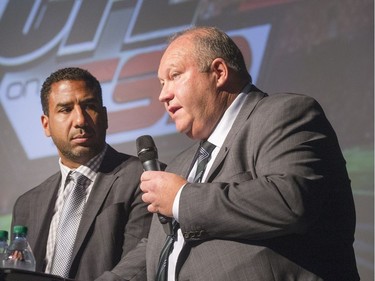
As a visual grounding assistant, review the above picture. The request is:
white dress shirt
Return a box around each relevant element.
[167,84,251,280]
[44,145,107,273]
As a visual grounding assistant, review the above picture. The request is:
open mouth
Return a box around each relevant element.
[168,105,182,116]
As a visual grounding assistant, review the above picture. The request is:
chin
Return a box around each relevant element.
[73,146,97,158]
[182,129,196,139]
[175,124,186,134]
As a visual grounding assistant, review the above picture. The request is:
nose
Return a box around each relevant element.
[73,105,88,128]
[159,83,173,103]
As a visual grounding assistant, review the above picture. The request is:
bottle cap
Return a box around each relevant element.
[0,230,8,240]
[13,225,28,235]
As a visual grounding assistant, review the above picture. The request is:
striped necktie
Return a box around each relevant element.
[193,141,216,183]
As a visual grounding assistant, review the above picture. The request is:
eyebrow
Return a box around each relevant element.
[55,101,74,108]
[55,97,101,110]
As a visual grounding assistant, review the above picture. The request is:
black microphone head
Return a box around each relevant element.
[136,135,158,163]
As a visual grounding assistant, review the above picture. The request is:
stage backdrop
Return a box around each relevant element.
[0,0,373,279]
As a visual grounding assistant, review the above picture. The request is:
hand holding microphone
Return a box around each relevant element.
[136,135,187,234]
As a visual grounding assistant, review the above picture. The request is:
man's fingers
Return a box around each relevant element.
[141,192,158,213]
[140,170,156,182]
[147,204,158,213]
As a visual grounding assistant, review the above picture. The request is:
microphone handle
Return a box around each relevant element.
[142,159,161,171]
[142,159,173,234]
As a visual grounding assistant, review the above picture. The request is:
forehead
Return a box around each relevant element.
[159,37,196,72]
[49,80,96,102]
[51,79,84,90]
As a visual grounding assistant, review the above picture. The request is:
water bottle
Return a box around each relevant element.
[0,230,9,267]
[3,225,36,271]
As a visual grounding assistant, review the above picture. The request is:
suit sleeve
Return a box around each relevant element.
[95,238,148,281]
[94,157,150,281]
[178,94,352,241]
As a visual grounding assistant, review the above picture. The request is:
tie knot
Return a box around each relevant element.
[69,172,89,187]
[199,141,215,157]
[193,141,215,183]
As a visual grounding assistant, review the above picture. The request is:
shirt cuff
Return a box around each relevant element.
[172,183,187,222]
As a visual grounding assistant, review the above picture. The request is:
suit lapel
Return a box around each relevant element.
[70,146,122,263]
[171,87,267,182]
[33,174,60,235]
[32,173,60,270]
[174,87,267,279]
[206,86,267,182]
[167,143,201,178]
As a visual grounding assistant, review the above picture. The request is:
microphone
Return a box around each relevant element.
[136,135,173,234]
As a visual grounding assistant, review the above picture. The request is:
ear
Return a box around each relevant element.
[41,114,51,137]
[102,106,109,129]
[211,58,228,88]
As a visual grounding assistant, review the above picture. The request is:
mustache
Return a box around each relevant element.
[70,127,95,139]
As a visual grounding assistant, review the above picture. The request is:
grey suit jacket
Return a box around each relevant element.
[143,87,359,280]
[11,145,152,281]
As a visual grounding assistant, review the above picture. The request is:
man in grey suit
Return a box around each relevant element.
[138,26,360,280]
[11,67,151,281]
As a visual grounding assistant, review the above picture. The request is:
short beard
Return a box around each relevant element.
[61,146,99,165]
[53,138,104,166]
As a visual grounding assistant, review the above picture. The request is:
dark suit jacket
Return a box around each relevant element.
[142,87,359,280]
[11,145,152,281]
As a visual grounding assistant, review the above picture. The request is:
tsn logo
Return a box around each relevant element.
[0,0,270,159]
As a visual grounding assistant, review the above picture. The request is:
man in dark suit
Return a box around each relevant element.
[138,26,360,280]
[11,67,151,281]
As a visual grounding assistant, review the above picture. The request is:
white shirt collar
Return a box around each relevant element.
[208,83,252,148]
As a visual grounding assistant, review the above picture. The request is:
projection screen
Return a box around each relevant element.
[0,0,373,279]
